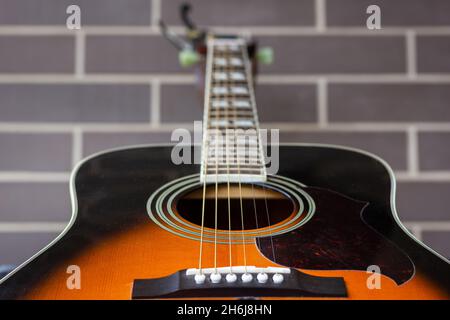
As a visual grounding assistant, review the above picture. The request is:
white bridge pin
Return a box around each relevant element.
[272,273,284,284]
[226,273,237,283]
[241,273,253,283]
[257,272,269,284]
[194,273,206,284]
[210,272,222,283]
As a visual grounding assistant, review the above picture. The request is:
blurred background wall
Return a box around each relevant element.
[0,0,449,266]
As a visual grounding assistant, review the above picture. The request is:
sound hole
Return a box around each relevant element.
[175,184,295,231]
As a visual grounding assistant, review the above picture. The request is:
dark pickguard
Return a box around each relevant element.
[258,187,414,285]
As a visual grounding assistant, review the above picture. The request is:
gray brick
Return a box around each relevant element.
[418,132,450,171]
[82,132,177,156]
[259,36,405,74]
[397,182,450,221]
[257,84,317,123]
[0,84,150,123]
[161,0,314,26]
[0,183,71,221]
[0,233,60,265]
[0,133,72,171]
[417,36,450,73]
[279,131,407,170]
[422,232,450,259]
[0,0,151,25]
[327,0,450,26]
[160,84,317,123]
[86,36,185,74]
[329,83,450,122]
[161,84,203,123]
[0,36,74,73]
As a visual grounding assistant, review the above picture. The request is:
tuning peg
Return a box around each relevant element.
[178,49,200,67]
[257,47,274,65]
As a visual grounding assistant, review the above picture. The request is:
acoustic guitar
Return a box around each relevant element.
[0,12,449,300]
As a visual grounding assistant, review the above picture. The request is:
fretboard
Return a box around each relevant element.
[200,36,267,183]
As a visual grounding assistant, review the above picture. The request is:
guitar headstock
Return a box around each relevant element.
[159,2,273,70]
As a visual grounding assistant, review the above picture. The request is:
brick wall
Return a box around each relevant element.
[0,0,449,266]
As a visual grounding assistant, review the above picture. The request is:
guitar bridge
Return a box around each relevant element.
[131,267,347,299]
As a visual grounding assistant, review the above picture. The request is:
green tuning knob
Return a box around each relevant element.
[257,47,274,65]
[178,49,200,67]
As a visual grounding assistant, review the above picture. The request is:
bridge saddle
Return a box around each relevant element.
[186,266,290,284]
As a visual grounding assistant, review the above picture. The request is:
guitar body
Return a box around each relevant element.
[0,144,449,300]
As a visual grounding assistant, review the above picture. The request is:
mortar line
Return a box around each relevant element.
[406,30,417,78]
[72,127,83,167]
[74,30,85,78]
[151,0,161,27]
[407,126,419,176]
[150,79,161,126]
[315,0,326,32]
[317,78,328,127]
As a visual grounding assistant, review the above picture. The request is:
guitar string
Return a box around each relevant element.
[246,51,262,252]
[197,36,214,275]
[200,39,266,275]
[224,51,233,274]
[240,41,276,263]
[198,135,208,273]
[251,184,261,249]
[213,43,221,273]
[262,184,276,263]
[235,42,248,273]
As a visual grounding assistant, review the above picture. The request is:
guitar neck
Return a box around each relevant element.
[200,36,266,184]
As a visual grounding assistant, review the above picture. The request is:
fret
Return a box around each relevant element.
[209,114,254,120]
[207,145,260,152]
[206,159,262,165]
[209,119,254,127]
[200,36,267,183]
[206,170,264,176]
[212,86,228,95]
[211,86,249,96]
[206,162,263,168]
[211,100,228,108]
[207,150,260,159]
[210,109,251,116]
[230,57,243,67]
[207,158,261,165]
[206,162,264,168]
[206,171,264,177]
[213,57,244,67]
[233,100,251,108]
[215,44,238,52]
[213,72,228,81]
[206,131,259,140]
[206,144,260,151]
[212,72,246,82]
[230,72,246,81]
[209,111,253,117]
[206,153,262,159]
[214,57,227,66]
[209,119,229,126]
[207,146,260,153]
[230,86,248,95]
[210,99,251,109]
[207,144,260,151]
[233,119,254,127]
